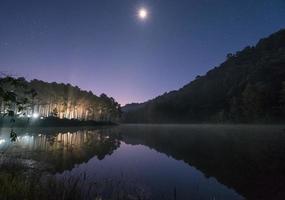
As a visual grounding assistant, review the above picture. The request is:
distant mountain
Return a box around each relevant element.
[121,103,146,112]
[122,29,285,123]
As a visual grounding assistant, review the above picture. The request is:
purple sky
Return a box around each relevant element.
[0,0,285,105]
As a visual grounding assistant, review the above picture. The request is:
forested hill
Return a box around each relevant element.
[0,78,121,122]
[122,29,285,123]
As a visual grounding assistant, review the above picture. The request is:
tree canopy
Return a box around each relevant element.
[0,77,121,122]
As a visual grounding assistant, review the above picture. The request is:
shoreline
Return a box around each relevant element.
[0,117,117,128]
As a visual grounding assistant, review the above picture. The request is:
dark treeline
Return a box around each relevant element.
[0,77,122,122]
[122,29,285,123]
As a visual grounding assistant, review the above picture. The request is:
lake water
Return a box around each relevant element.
[1,124,285,200]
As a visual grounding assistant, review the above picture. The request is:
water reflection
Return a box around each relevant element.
[0,127,120,172]
[115,124,285,200]
[1,125,284,199]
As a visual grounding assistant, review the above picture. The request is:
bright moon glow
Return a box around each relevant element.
[138,8,148,20]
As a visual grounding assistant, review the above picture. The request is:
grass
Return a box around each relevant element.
[0,156,150,200]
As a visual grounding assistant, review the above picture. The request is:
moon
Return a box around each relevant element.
[138,8,148,20]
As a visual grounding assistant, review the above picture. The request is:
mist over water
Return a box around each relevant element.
[1,124,285,199]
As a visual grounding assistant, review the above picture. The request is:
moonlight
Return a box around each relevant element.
[138,8,148,20]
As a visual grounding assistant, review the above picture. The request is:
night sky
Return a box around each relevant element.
[1,0,285,105]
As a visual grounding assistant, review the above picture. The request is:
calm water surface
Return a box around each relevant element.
[1,124,285,200]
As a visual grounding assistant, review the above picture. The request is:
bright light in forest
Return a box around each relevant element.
[32,113,39,119]
[0,139,6,145]
[138,8,148,20]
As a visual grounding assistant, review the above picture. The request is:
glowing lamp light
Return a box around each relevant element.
[32,113,39,119]
[0,139,6,145]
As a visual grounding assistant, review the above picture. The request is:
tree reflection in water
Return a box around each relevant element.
[1,125,284,200]
[0,127,121,172]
